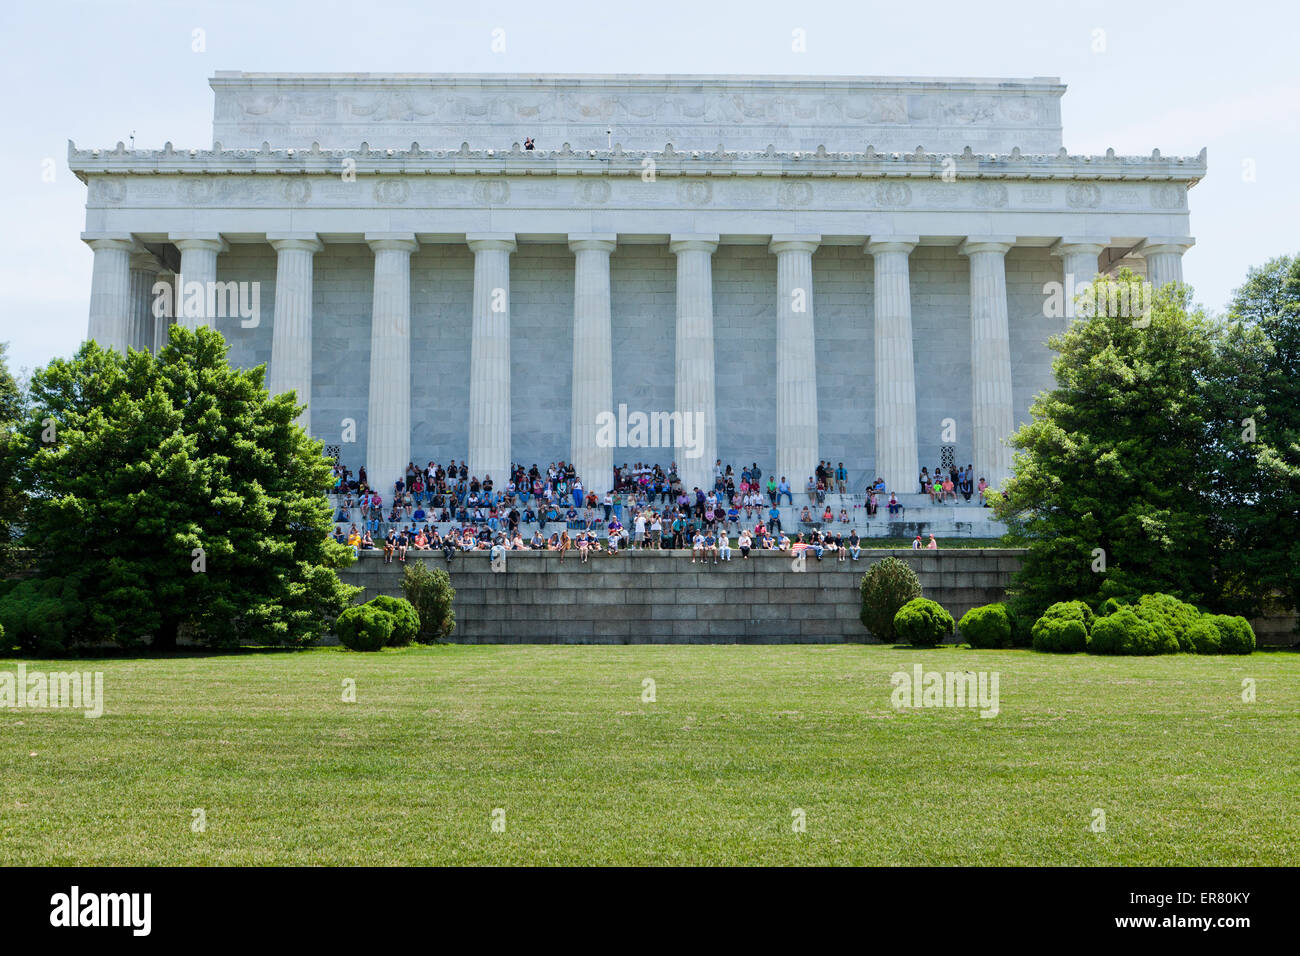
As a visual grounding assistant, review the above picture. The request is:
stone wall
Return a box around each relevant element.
[336,547,1298,646]
[337,547,1018,644]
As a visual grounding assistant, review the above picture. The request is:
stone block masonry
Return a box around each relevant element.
[337,548,1018,644]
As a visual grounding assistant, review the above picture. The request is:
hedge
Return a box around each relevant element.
[368,595,420,646]
[335,604,395,652]
[958,603,1012,649]
[1031,601,1094,653]
[893,598,954,647]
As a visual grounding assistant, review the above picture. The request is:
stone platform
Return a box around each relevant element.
[337,547,1019,644]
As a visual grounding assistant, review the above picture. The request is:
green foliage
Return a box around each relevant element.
[335,604,394,652]
[367,595,419,646]
[401,563,456,643]
[1186,618,1222,655]
[893,598,954,647]
[859,556,922,643]
[0,342,26,577]
[0,575,90,655]
[1087,608,1180,656]
[0,328,358,651]
[1031,601,1094,653]
[958,603,1012,649]
[1208,614,1256,655]
[1132,593,1202,652]
[1098,596,1128,616]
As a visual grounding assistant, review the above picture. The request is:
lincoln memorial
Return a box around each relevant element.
[70,72,1203,500]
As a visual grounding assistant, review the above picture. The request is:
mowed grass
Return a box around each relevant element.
[1,645,1296,865]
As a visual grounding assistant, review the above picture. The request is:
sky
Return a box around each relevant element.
[1,0,1296,375]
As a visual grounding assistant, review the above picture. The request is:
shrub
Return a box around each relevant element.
[368,595,420,646]
[1087,608,1179,655]
[859,557,922,643]
[893,598,954,647]
[1031,601,1093,653]
[1186,618,1222,655]
[401,563,456,643]
[1208,614,1255,655]
[335,604,394,652]
[1098,597,1128,617]
[1132,594,1201,652]
[0,575,90,655]
[959,603,1012,649]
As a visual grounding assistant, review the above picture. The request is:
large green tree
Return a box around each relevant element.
[1212,255,1300,620]
[0,342,24,575]
[0,327,357,651]
[993,271,1222,620]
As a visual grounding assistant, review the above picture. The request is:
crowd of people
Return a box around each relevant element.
[328,454,989,552]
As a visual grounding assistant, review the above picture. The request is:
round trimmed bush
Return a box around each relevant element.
[1186,618,1222,655]
[335,604,395,651]
[1132,594,1201,652]
[1087,608,1179,655]
[1208,614,1255,655]
[893,598,954,647]
[859,557,922,644]
[1031,601,1093,653]
[959,603,1012,649]
[368,595,420,646]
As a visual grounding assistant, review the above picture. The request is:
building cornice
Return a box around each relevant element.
[68,141,1208,187]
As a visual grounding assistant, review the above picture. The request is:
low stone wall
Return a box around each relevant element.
[337,548,1018,644]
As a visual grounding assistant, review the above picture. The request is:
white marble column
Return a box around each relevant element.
[866,237,920,494]
[960,238,1016,489]
[569,234,617,495]
[364,233,418,494]
[770,235,820,490]
[467,234,516,486]
[128,252,163,353]
[268,234,324,431]
[83,234,134,351]
[169,234,227,330]
[669,234,719,495]
[1051,239,1106,318]
[1141,238,1195,290]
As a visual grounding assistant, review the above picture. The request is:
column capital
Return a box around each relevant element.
[866,236,919,255]
[169,234,229,255]
[1051,238,1107,258]
[466,233,517,254]
[959,237,1015,257]
[1140,237,1195,256]
[268,233,324,254]
[669,233,720,254]
[365,233,418,254]
[568,233,617,253]
[81,233,136,253]
[768,234,821,255]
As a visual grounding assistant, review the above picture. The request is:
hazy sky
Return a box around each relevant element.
[2,0,1296,374]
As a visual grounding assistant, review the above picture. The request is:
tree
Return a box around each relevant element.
[0,327,357,650]
[993,271,1221,620]
[1213,255,1300,621]
[0,342,25,575]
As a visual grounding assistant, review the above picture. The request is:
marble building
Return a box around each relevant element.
[70,72,1203,498]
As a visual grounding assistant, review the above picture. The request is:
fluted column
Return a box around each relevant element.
[1141,238,1195,290]
[1051,239,1106,318]
[670,234,719,495]
[960,238,1016,489]
[770,235,820,489]
[268,234,324,431]
[365,233,418,494]
[867,237,920,494]
[128,252,163,353]
[83,234,134,351]
[169,234,227,330]
[467,234,516,485]
[569,234,617,495]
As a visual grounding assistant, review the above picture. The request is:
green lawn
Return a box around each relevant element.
[1,645,1295,865]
